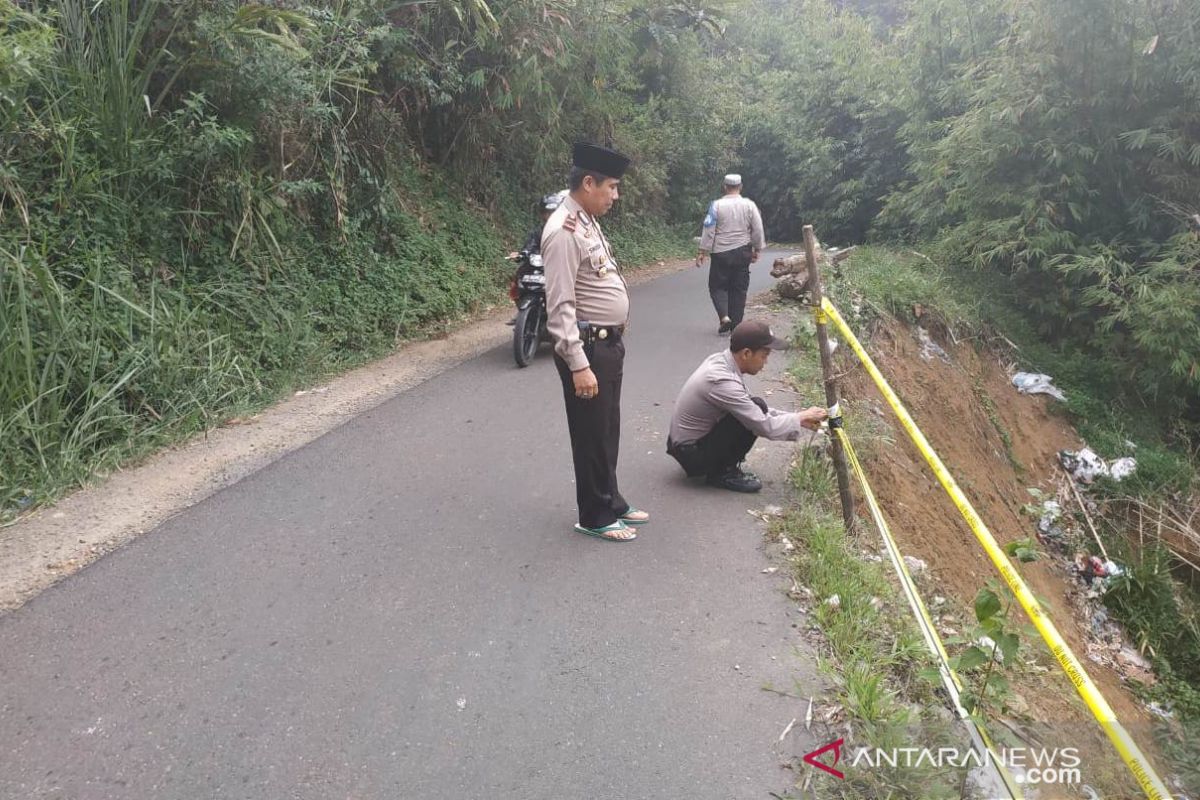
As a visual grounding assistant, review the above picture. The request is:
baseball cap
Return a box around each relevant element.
[730,320,790,351]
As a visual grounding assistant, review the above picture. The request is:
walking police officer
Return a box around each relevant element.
[543,143,650,542]
[696,174,766,334]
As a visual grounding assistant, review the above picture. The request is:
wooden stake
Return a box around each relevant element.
[1062,467,1110,561]
[804,225,856,531]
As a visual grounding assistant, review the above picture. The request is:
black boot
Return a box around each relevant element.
[706,464,762,493]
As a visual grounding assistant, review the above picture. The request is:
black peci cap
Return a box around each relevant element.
[731,320,791,352]
[572,142,631,179]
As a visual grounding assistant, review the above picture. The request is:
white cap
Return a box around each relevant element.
[723,173,742,186]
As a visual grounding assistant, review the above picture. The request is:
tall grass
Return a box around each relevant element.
[0,0,698,520]
[0,244,256,511]
[55,0,171,178]
[780,457,961,798]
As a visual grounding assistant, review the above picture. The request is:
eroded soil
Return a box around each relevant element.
[839,313,1162,798]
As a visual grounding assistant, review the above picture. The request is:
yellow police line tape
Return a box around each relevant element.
[817,296,1173,800]
[832,422,1024,799]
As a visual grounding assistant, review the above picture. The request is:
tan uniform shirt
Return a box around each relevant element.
[542,194,630,371]
[699,194,766,254]
[669,350,807,444]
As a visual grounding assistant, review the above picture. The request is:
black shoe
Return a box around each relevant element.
[706,466,762,493]
[717,318,733,335]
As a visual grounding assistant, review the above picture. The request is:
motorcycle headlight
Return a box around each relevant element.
[519,273,546,288]
[528,254,544,267]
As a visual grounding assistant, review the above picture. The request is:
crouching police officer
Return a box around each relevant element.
[667,320,827,492]
[543,142,650,541]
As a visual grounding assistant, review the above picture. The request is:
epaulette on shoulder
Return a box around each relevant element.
[562,212,579,233]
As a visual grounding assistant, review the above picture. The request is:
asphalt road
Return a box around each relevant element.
[1,250,822,800]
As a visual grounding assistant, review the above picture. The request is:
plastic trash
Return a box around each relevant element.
[1059,448,1110,483]
[1146,701,1174,721]
[976,635,1006,662]
[1037,500,1067,546]
[1076,555,1124,585]
[1012,372,1067,402]
[1037,499,1062,529]
[1110,457,1137,481]
[1075,554,1109,583]
[1059,448,1137,483]
[916,327,950,363]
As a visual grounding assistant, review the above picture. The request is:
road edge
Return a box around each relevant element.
[0,257,696,614]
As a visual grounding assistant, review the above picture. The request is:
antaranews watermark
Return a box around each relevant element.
[804,738,1083,787]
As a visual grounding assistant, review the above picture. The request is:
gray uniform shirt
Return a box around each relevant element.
[699,194,766,255]
[542,194,630,371]
[669,350,807,445]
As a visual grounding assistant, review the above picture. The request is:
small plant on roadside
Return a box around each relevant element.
[945,540,1041,721]
[1004,537,1041,565]
[944,583,1021,719]
[1019,487,1049,518]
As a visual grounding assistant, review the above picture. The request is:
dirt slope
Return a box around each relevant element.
[839,314,1161,797]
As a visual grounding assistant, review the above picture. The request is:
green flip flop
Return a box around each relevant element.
[619,507,650,526]
[573,521,637,542]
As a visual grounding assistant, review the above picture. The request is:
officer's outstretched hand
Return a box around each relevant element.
[798,406,828,430]
[573,367,599,400]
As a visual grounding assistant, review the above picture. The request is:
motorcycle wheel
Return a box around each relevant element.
[513,302,542,367]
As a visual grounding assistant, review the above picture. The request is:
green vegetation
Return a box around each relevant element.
[1,0,703,516]
[777,319,956,796]
[3,0,1197,572]
[824,240,1199,792]
[2,0,1196,788]
[1102,542,1200,790]
[777,455,961,798]
[826,246,1195,497]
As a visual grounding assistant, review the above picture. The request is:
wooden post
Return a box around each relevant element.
[804,224,856,531]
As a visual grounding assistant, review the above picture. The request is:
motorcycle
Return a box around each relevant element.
[509,249,549,367]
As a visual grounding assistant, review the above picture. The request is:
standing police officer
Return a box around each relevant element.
[696,174,766,334]
[543,143,650,542]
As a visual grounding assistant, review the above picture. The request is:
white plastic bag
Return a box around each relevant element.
[1012,372,1067,402]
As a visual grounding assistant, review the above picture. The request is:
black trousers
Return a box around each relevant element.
[708,244,753,325]
[554,338,628,528]
[667,397,768,478]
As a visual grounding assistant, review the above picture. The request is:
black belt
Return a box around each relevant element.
[578,322,625,344]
